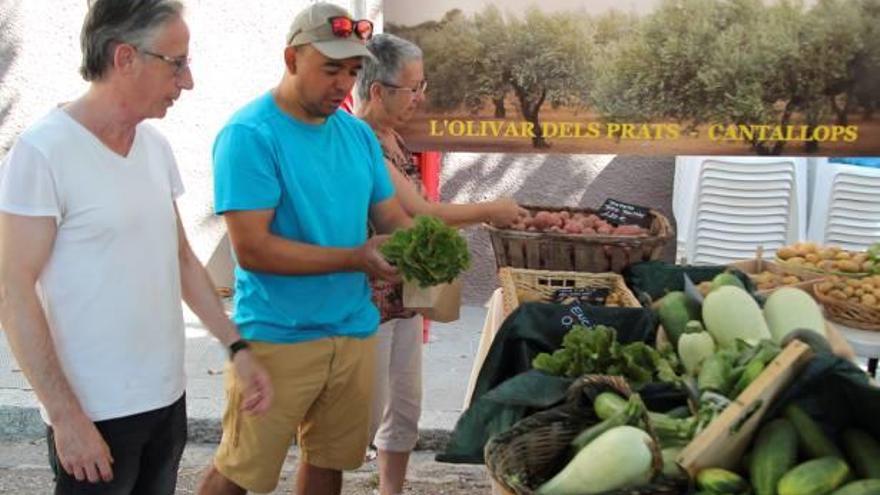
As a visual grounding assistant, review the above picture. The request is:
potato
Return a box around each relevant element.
[861,294,877,306]
[837,260,862,273]
[787,256,806,265]
[805,253,820,263]
[782,276,800,285]
[829,289,848,300]
[777,247,798,260]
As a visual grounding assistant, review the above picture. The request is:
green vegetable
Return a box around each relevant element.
[531,325,683,386]
[703,286,771,347]
[685,320,706,334]
[764,288,827,343]
[678,331,716,375]
[571,393,645,451]
[379,215,470,287]
[711,271,746,292]
[784,404,844,459]
[841,428,880,479]
[698,350,736,395]
[661,447,685,478]
[592,392,696,448]
[778,457,850,495]
[730,358,765,398]
[831,480,880,495]
[656,291,701,346]
[750,419,798,495]
[537,426,655,495]
[697,467,750,494]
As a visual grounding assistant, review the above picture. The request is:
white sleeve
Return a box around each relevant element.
[168,151,185,200]
[0,139,62,222]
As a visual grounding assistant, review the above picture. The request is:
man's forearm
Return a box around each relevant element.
[0,285,86,423]
[234,233,364,276]
[179,250,241,346]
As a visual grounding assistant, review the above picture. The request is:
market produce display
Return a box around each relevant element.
[693,405,880,495]
[749,271,812,292]
[503,210,649,236]
[531,325,682,386]
[379,215,470,287]
[775,242,876,275]
[815,276,880,310]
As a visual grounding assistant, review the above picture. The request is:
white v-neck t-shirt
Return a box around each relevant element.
[0,108,186,422]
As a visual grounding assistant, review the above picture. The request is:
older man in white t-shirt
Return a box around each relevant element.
[0,1,272,493]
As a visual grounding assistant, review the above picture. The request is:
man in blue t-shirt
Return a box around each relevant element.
[198,4,411,495]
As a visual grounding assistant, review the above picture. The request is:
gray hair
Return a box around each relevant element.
[356,33,423,103]
[80,0,184,81]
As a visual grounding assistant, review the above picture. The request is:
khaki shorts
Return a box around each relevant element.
[214,336,376,493]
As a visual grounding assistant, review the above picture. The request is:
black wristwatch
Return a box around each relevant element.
[228,339,250,359]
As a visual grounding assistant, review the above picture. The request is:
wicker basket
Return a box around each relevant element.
[499,267,642,318]
[774,257,869,279]
[485,205,673,273]
[728,258,827,298]
[485,375,686,495]
[813,287,880,332]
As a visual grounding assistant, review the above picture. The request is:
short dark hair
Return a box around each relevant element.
[79,0,184,81]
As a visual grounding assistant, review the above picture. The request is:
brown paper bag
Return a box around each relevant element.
[402,278,462,323]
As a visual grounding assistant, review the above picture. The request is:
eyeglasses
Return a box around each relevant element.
[140,49,191,76]
[380,80,428,97]
[328,16,373,40]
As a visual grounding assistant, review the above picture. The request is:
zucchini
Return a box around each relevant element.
[730,359,765,398]
[764,287,827,343]
[592,392,696,447]
[784,404,844,459]
[831,480,880,495]
[750,419,798,495]
[537,426,655,495]
[778,457,850,495]
[697,467,750,494]
[571,394,644,451]
[841,429,880,479]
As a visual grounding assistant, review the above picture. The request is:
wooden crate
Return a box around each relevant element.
[677,340,813,476]
[499,267,642,318]
[728,258,826,298]
[485,205,673,273]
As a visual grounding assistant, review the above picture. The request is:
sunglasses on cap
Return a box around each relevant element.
[329,16,373,40]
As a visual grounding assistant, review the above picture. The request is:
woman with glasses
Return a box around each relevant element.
[355,33,524,495]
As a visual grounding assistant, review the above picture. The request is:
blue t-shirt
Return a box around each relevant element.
[213,92,394,343]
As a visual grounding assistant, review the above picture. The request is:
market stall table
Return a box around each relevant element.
[463,288,506,409]
[836,324,880,377]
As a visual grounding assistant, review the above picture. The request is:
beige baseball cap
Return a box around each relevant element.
[286,3,374,60]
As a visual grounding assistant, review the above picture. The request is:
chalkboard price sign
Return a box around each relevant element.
[552,287,610,305]
[598,199,653,228]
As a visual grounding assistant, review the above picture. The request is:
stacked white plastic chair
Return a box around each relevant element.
[673,156,808,265]
[807,159,880,251]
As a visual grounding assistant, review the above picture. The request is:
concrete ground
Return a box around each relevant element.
[0,439,493,494]
[0,303,492,493]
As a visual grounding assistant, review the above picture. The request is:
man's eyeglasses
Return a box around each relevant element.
[140,49,191,76]
[380,80,428,97]
[328,16,373,40]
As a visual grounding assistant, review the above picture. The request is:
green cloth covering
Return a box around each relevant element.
[436,302,659,464]
[767,354,880,440]
[624,260,756,304]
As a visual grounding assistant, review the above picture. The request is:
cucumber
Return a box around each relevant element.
[697,467,750,494]
[751,419,798,495]
[784,404,844,459]
[778,457,850,495]
[841,429,880,479]
[831,480,880,495]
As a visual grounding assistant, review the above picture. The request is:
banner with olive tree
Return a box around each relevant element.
[384,0,880,156]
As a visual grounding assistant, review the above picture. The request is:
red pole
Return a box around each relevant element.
[415,151,442,342]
